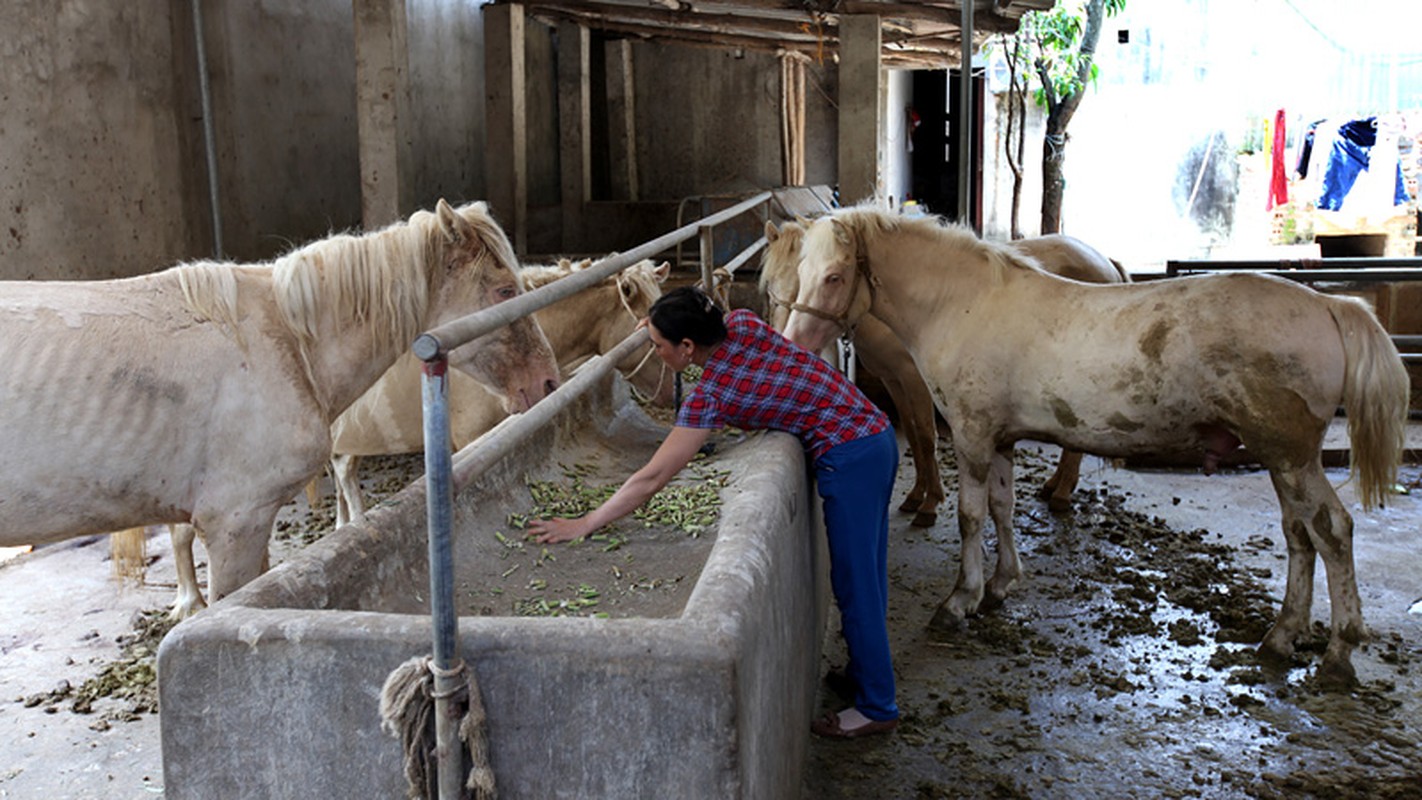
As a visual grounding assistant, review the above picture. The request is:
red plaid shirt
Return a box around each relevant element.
[675,309,889,460]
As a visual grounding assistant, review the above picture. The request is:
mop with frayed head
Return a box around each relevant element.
[379,656,495,800]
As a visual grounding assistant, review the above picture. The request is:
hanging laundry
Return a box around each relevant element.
[1267,108,1288,210]
[1318,117,1410,211]
[1295,120,1323,179]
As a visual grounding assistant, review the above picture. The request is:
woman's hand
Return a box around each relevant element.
[526,516,594,544]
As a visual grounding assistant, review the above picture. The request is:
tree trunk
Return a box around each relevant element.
[1037,0,1108,235]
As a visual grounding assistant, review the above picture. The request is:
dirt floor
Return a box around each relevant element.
[2,433,1421,799]
[806,439,1422,800]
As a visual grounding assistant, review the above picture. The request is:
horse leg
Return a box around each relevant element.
[168,523,208,620]
[332,454,364,528]
[1039,448,1083,512]
[929,446,991,633]
[1264,462,1363,688]
[981,446,1021,612]
[876,368,944,527]
[199,505,282,602]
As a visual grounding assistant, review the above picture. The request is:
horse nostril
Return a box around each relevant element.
[544,378,559,396]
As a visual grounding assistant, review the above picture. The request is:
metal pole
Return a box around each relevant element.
[957,0,974,227]
[414,191,771,360]
[420,357,464,800]
[191,0,224,258]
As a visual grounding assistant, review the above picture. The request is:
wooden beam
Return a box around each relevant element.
[838,14,881,206]
[485,3,528,254]
[557,20,591,252]
[352,0,412,230]
[606,39,639,201]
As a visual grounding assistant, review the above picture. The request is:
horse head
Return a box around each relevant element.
[428,199,560,414]
[610,259,675,407]
[783,212,876,353]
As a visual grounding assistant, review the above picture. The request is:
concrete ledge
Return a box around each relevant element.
[158,372,823,799]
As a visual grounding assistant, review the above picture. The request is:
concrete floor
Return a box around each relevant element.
[2,424,1421,799]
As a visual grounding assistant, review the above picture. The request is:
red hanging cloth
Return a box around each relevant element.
[1267,108,1289,210]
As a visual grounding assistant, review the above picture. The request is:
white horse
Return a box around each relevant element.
[761,220,1128,525]
[2,200,560,613]
[785,205,1409,686]
[164,258,672,617]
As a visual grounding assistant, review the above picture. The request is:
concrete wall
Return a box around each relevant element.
[0,2,200,280]
[0,0,494,281]
[1,2,846,280]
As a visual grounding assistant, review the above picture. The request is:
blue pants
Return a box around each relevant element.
[814,426,899,721]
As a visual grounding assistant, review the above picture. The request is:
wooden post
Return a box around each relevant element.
[353,0,412,230]
[557,21,591,253]
[838,15,882,206]
[485,3,528,254]
[606,39,639,201]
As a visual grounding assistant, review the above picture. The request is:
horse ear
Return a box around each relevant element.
[436,199,476,245]
[830,217,853,247]
[653,261,670,282]
[764,220,780,242]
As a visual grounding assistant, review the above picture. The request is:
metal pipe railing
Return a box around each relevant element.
[1165,257,1422,277]
[414,190,771,361]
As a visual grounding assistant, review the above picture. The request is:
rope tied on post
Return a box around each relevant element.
[379,656,496,800]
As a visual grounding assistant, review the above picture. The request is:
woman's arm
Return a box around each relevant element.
[527,426,713,544]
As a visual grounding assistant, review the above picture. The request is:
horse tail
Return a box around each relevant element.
[111,526,148,583]
[1329,296,1409,509]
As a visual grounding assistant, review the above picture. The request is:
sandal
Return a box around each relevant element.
[810,709,899,739]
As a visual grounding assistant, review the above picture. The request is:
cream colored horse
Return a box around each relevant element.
[785,205,1409,687]
[761,220,1128,525]
[2,200,560,615]
[162,259,671,618]
[327,258,672,526]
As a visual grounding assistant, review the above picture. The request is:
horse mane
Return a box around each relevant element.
[174,201,514,357]
[822,204,1047,285]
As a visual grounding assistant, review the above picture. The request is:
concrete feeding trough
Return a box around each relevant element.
[157,368,824,799]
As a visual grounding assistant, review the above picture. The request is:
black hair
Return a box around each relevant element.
[648,286,727,347]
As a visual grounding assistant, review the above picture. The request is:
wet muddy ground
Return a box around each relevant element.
[3,436,1421,798]
[806,442,1422,800]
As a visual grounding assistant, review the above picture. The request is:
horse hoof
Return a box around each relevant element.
[1046,494,1073,513]
[926,604,968,636]
[1316,661,1357,691]
[897,499,919,514]
[977,592,1007,614]
[910,510,936,528]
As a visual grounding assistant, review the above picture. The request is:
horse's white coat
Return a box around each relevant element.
[760,221,1127,523]
[1,200,560,610]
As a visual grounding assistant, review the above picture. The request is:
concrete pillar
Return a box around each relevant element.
[557,21,591,252]
[484,3,528,253]
[606,39,639,202]
[837,15,883,206]
[353,0,413,230]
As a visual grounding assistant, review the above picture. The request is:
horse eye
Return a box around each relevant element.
[497,286,517,300]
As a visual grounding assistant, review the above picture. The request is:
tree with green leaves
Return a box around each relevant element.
[997,0,1125,237]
